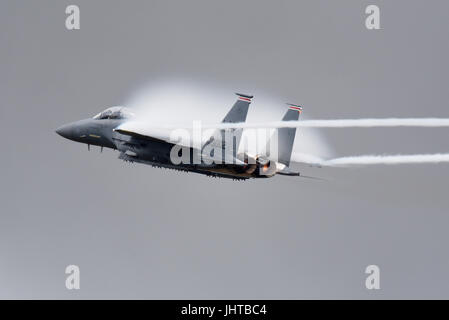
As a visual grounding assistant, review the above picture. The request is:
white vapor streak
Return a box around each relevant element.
[201,118,449,129]
[292,153,449,167]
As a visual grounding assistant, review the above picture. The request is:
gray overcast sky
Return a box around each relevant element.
[1,0,449,299]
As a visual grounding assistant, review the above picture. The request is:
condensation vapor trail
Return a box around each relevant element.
[201,118,449,129]
[291,153,449,167]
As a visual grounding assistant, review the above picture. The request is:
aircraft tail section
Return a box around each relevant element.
[223,93,253,153]
[221,93,253,124]
[277,103,302,166]
[203,93,253,159]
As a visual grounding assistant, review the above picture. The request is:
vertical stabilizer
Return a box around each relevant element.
[202,93,253,161]
[277,103,302,166]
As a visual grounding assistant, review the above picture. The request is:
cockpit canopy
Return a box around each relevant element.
[93,106,135,120]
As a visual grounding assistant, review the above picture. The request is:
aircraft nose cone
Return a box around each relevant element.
[55,123,74,139]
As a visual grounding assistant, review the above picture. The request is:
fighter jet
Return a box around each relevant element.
[56,93,303,180]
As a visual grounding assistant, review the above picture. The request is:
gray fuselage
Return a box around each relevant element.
[56,117,258,180]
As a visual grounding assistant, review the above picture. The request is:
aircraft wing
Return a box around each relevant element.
[114,123,246,166]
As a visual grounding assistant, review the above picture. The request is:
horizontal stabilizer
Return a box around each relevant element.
[277,166,300,176]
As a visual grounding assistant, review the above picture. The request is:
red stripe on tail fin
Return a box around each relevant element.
[236,93,253,103]
[286,103,303,113]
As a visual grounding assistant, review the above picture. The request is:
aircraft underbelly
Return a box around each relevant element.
[195,167,252,178]
[118,152,251,180]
